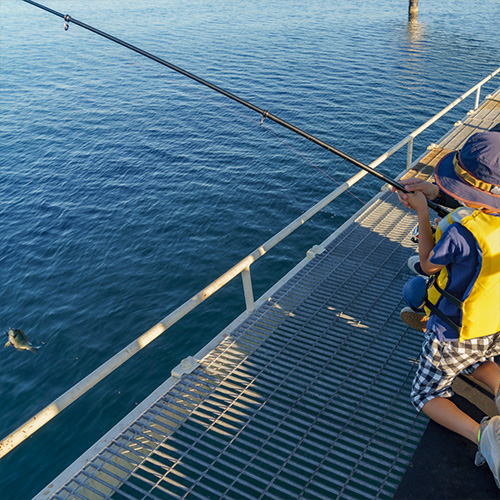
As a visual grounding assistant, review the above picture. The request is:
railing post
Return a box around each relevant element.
[406,136,414,170]
[242,266,255,312]
[475,86,481,110]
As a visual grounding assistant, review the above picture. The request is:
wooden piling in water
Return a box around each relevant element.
[409,0,418,17]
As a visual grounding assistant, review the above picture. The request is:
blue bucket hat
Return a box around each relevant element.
[434,131,500,211]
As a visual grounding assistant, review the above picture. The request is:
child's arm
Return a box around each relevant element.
[407,191,445,276]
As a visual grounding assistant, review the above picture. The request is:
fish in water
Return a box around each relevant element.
[4,328,40,354]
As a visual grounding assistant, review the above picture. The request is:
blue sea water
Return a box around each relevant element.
[1,0,499,497]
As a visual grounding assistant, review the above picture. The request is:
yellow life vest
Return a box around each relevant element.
[424,208,500,342]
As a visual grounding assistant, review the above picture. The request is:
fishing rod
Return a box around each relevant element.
[23,0,449,217]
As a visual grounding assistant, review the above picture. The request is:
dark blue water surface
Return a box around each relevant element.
[1,0,499,497]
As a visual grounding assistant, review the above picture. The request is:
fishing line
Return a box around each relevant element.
[125,57,367,206]
[22,0,449,217]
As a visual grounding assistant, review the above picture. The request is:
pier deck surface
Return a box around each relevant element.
[36,89,500,500]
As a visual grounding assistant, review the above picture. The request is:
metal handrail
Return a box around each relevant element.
[1,68,499,459]
[370,67,500,171]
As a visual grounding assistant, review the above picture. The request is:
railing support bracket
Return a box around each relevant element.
[171,356,199,378]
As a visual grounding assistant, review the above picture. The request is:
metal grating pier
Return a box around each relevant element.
[36,87,500,500]
[41,195,429,500]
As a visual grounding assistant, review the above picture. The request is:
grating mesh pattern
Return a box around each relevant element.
[44,193,432,500]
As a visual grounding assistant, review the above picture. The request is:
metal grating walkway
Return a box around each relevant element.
[41,198,428,500]
[36,88,500,500]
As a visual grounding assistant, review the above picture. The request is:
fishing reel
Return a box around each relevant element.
[410,221,437,243]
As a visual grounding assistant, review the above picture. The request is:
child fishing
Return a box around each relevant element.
[395,130,500,489]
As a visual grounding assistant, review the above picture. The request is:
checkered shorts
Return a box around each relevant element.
[411,328,500,411]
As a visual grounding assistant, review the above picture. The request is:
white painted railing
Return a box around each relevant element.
[376,67,500,172]
[0,67,499,459]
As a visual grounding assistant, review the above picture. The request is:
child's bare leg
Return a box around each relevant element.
[470,361,500,395]
[422,397,480,444]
